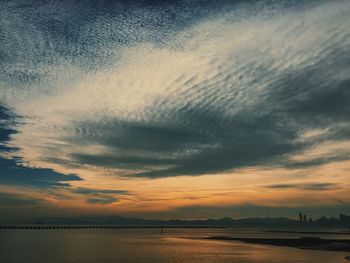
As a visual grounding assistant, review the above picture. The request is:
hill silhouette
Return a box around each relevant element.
[13,214,349,228]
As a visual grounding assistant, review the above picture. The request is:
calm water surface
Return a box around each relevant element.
[0,228,349,263]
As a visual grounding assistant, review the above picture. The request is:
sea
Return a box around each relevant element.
[0,228,349,263]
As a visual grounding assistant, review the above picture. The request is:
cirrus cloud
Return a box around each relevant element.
[0,0,349,181]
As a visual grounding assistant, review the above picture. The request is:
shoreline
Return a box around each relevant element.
[206,236,350,252]
[266,230,350,235]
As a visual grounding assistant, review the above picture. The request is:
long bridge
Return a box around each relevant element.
[0,225,227,230]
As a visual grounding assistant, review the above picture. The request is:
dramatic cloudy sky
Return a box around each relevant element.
[0,0,349,222]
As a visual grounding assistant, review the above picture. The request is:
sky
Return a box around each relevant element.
[0,0,349,223]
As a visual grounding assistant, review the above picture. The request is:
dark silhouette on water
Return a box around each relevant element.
[303,214,307,223]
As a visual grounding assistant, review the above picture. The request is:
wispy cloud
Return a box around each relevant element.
[0,192,41,206]
[0,157,82,188]
[0,105,82,189]
[264,183,341,191]
[71,187,129,195]
[87,196,119,205]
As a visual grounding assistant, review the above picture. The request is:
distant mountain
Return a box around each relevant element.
[20,214,350,228]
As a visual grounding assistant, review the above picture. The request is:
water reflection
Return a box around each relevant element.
[0,229,348,263]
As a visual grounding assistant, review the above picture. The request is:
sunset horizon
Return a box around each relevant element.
[1,1,350,262]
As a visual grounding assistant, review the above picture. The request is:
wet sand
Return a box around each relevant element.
[206,236,350,252]
[266,230,350,235]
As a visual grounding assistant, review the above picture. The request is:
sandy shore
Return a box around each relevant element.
[206,236,350,252]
